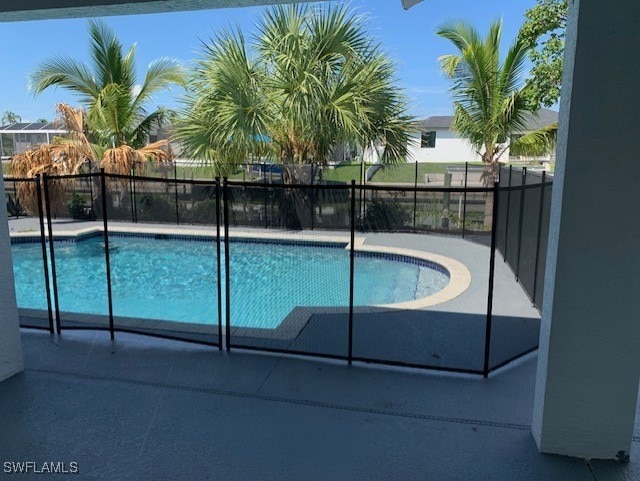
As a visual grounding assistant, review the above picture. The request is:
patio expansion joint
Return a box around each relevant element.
[26,366,532,433]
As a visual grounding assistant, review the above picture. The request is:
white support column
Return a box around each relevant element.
[0,178,23,382]
[532,0,640,460]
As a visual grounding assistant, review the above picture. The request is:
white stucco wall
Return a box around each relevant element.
[532,0,640,460]
[0,179,24,382]
[407,129,479,163]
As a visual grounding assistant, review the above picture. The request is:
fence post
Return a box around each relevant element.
[515,167,527,281]
[174,162,180,225]
[360,162,366,230]
[263,173,268,229]
[12,178,18,219]
[129,166,136,223]
[223,177,231,351]
[215,177,223,350]
[88,159,95,215]
[348,180,356,365]
[310,164,315,230]
[35,175,54,334]
[413,161,418,231]
[483,181,500,377]
[462,162,468,238]
[443,173,452,230]
[42,173,61,334]
[100,169,115,341]
[532,171,547,307]
[502,166,513,262]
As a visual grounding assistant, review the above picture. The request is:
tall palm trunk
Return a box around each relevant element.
[482,158,499,228]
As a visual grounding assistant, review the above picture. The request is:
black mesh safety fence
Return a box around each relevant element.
[535,179,552,309]
[488,167,553,372]
[131,175,179,224]
[362,187,415,232]
[104,174,222,345]
[5,176,52,330]
[39,173,110,332]
[504,168,524,269]
[359,185,492,239]
[496,165,511,254]
[518,171,545,300]
[495,167,553,312]
[5,169,553,375]
[351,185,494,374]
[224,180,352,358]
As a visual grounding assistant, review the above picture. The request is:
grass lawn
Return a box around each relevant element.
[371,162,484,183]
[320,163,364,182]
[1,162,11,176]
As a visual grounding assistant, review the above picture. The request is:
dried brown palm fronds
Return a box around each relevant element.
[100,140,174,175]
[9,145,86,215]
[54,103,96,162]
[11,144,91,178]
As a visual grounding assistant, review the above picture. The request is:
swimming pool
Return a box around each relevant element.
[11,235,451,329]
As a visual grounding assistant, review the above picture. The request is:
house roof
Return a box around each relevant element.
[520,108,559,131]
[417,116,454,130]
[0,122,62,132]
[417,108,559,132]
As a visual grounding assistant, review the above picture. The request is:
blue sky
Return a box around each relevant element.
[0,0,537,123]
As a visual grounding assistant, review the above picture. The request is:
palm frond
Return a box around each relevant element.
[30,19,183,150]
[511,122,557,156]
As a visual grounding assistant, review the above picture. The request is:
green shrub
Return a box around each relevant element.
[6,193,25,217]
[360,200,410,232]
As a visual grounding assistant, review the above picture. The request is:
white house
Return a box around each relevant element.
[407,108,559,164]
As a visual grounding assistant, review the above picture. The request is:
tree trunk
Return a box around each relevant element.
[280,164,314,229]
[482,159,499,228]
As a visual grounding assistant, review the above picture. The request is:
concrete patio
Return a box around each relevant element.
[1,328,637,480]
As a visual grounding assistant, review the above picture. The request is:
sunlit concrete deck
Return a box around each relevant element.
[1,329,637,480]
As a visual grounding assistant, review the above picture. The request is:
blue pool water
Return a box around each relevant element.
[11,236,449,329]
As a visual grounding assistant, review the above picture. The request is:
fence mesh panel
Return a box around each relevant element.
[225,182,351,358]
[496,166,511,254]
[5,169,552,374]
[504,168,524,268]
[351,186,493,373]
[46,174,110,331]
[106,176,221,344]
[535,181,552,309]
[488,169,551,371]
[517,173,543,300]
[6,177,51,329]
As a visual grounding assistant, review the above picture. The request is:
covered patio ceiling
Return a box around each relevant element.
[0,0,328,22]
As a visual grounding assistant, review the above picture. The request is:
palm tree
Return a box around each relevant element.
[2,111,21,125]
[29,19,184,150]
[10,103,174,215]
[175,4,414,177]
[437,19,555,224]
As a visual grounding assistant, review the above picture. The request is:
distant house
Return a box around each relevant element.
[0,122,66,159]
[405,108,559,164]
